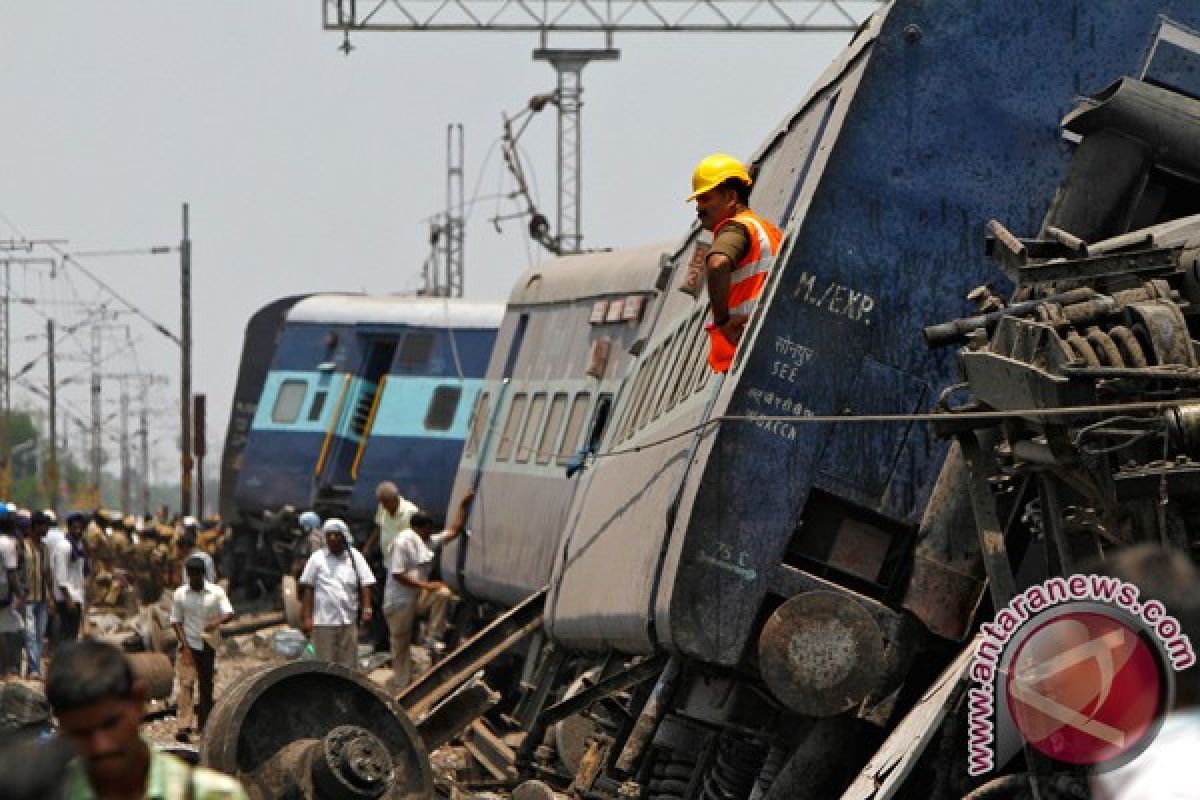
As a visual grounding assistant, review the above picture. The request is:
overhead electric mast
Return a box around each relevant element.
[324,0,878,255]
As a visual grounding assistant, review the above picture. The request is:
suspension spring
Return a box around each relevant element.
[644,748,700,800]
[1063,324,1148,369]
[697,733,768,800]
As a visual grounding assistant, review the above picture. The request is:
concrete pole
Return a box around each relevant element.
[180,203,193,516]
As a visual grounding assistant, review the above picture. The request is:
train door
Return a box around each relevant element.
[313,335,399,509]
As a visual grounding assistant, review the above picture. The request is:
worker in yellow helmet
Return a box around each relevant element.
[688,153,783,373]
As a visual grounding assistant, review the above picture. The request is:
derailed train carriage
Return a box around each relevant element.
[420,2,1200,798]
[204,2,1200,798]
[221,294,502,596]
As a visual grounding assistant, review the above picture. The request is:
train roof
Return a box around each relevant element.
[286,294,504,329]
[508,242,671,306]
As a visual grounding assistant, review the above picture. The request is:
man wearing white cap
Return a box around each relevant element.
[299,519,375,669]
[179,516,216,584]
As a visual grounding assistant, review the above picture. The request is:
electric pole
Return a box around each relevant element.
[533,48,618,253]
[90,327,103,504]
[444,124,464,296]
[181,202,193,516]
[46,318,58,513]
[139,407,149,516]
[119,386,130,512]
[193,393,206,518]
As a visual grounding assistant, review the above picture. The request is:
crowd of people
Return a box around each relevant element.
[0,506,221,680]
[0,478,474,797]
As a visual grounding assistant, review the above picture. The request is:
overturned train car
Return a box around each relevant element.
[224,294,502,595]
[419,3,1200,799]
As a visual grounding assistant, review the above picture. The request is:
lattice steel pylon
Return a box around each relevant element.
[325,1,879,254]
[535,47,617,254]
[444,123,465,296]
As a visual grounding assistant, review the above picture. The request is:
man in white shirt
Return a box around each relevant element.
[169,554,234,742]
[365,481,418,566]
[51,512,88,643]
[299,519,375,670]
[384,489,473,689]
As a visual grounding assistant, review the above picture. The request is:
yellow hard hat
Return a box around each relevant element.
[687,153,752,201]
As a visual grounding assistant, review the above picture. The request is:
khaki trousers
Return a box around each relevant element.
[385,587,452,689]
[312,624,358,670]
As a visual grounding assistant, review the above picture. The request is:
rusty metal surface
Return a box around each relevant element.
[201,661,433,800]
[397,587,545,718]
[757,592,884,717]
[415,674,499,751]
[902,442,986,641]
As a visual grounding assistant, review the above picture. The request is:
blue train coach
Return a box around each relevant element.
[231,294,504,527]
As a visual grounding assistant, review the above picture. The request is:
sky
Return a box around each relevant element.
[0,2,864,510]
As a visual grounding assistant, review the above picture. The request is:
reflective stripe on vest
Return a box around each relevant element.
[714,210,783,319]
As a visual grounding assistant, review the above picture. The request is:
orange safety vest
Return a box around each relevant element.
[706,209,783,372]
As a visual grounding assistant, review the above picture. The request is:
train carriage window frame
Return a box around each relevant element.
[586,393,615,452]
[615,359,651,444]
[624,347,663,441]
[668,311,707,411]
[537,392,569,465]
[464,391,491,458]
[306,389,328,422]
[495,393,528,462]
[424,385,462,431]
[557,392,592,464]
[651,321,694,422]
[515,393,547,464]
[636,335,675,432]
[397,331,436,370]
[271,380,308,424]
[678,316,710,401]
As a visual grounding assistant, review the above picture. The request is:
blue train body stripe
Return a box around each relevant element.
[251,371,341,433]
[368,378,483,440]
[252,370,483,441]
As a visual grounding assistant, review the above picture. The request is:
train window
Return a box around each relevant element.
[537,393,569,464]
[614,362,649,444]
[668,311,706,411]
[271,380,308,424]
[398,332,435,369]
[628,347,667,438]
[558,392,592,463]
[677,312,710,406]
[587,394,614,451]
[650,325,691,421]
[424,385,462,431]
[636,335,675,431]
[307,390,328,422]
[515,393,547,463]
[495,393,527,462]
[464,391,491,457]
